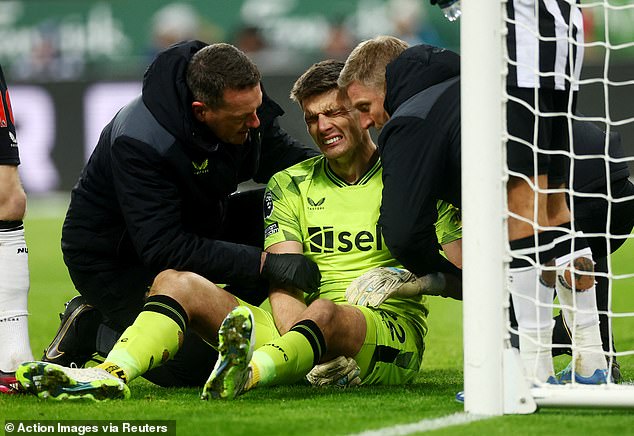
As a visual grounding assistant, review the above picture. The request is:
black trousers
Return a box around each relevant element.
[66,187,267,387]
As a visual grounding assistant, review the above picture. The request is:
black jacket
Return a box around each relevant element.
[62,40,317,288]
[569,121,634,257]
[378,44,462,278]
[571,120,630,195]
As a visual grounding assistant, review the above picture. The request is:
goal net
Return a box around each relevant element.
[461,0,634,414]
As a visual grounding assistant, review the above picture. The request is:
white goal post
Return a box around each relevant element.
[461,0,508,415]
[461,0,634,415]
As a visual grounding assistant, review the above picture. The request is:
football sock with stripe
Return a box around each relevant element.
[249,319,326,388]
[98,295,187,383]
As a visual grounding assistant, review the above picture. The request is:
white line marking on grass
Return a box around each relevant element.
[349,412,492,435]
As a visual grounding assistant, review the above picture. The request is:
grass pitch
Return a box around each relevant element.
[1,195,633,435]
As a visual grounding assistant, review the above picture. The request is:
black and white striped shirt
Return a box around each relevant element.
[506,0,584,90]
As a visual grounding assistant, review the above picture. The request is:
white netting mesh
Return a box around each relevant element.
[502,0,634,399]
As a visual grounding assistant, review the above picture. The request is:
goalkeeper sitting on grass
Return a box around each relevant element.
[15,60,461,401]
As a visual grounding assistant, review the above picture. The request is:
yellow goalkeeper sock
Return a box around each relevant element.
[251,319,326,387]
[99,295,187,382]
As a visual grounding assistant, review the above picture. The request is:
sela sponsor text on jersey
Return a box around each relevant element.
[307,224,384,253]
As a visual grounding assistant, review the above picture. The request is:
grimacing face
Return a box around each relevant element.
[345,81,389,131]
[192,84,262,145]
[301,89,366,161]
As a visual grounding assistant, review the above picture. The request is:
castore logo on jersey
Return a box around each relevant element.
[307,197,326,210]
[192,159,209,175]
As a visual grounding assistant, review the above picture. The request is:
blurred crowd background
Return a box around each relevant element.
[2,0,633,193]
[1,0,457,81]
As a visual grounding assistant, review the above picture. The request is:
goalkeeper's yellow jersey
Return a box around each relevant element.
[263,155,462,337]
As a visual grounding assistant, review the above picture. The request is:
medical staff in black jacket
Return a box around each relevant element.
[42,41,319,387]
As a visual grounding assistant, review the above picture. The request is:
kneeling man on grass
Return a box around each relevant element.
[16,60,461,400]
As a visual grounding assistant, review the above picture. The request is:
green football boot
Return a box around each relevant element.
[201,306,255,400]
[16,361,129,401]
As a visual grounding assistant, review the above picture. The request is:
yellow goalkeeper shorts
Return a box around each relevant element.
[354,306,425,385]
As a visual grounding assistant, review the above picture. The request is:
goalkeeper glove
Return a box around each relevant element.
[261,253,321,293]
[345,267,446,308]
[306,356,361,388]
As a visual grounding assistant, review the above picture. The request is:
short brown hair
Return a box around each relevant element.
[290,59,344,106]
[186,43,261,109]
[338,35,408,92]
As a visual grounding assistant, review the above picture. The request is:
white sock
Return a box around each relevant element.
[555,270,606,374]
[0,228,34,372]
[0,311,33,372]
[510,267,555,383]
[556,248,606,376]
[517,327,555,383]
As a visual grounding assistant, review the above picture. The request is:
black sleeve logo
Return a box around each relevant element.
[264,222,279,238]
[264,191,274,218]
